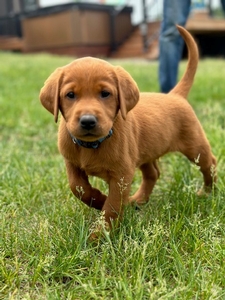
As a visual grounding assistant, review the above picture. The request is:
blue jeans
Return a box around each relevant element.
[221,0,225,14]
[159,0,191,93]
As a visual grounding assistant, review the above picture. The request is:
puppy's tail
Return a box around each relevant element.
[169,25,199,99]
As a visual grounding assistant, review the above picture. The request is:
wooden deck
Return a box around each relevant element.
[0,11,224,57]
[0,36,24,51]
[110,21,160,59]
[186,11,225,33]
[112,11,225,59]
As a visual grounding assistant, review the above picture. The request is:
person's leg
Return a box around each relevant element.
[221,0,225,15]
[159,0,191,93]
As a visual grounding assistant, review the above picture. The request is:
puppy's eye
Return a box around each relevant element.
[100,91,110,99]
[66,92,76,99]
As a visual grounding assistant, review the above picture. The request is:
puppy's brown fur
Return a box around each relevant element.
[40,26,216,231]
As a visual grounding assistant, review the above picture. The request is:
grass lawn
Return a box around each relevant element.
[0,51,225,299]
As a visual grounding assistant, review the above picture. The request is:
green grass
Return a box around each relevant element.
[0,51,225,299]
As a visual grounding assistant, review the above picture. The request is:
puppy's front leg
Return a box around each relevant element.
[102,176,131,226]
[65,159,107,210]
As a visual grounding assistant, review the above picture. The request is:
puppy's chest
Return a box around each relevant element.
[81,160,110,181]
[71,150,110,180]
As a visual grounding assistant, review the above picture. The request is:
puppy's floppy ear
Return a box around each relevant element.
[115,66,139,120]
[39,68,63,123]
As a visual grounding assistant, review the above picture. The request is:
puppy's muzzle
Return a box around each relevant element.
[79,114,97,130]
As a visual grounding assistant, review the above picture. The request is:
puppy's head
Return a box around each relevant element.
[40,57,139,141]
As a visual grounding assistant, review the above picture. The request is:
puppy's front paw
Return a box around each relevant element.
[129,195,148,206]
[89,212,110,241]
[89,226,109,241]
[197,185,216,197]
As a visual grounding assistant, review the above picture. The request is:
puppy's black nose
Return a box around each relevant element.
[80,114,97,130]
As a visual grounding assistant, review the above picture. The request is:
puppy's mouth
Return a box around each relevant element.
[68,126,108,142]
[76,131,105,142]
[82,132,99,140]
[83,132,97,137]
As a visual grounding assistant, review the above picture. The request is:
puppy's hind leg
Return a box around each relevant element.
[130,161,160,205]
[181,140,217,194]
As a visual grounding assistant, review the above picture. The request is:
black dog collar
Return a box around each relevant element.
[68,129,113,149]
